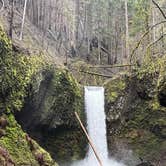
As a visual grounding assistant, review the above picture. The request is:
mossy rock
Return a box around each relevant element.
[104,74,127,103]
[0,114,58,166]
[16,68,87,163]
[0,26,45,113]
[16,68,83,128]
[0,26,58,166]
[105,61,166,165]
[69,60,105,86]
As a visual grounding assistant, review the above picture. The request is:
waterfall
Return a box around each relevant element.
[72,86,125,166]
[85,86,108,163]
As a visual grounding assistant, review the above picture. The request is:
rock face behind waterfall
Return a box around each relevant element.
[16,69,87,163]
[105,60,166,166]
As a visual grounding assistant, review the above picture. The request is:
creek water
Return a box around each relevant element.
[71,86,125,166]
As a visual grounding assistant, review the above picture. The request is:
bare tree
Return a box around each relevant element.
[20,0,28,40]
[125,0,129,63]
[9,0,14,39]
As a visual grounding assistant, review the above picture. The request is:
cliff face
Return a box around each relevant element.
[0,26,86,165]
[0,26,58,165]
[105,58,166,166]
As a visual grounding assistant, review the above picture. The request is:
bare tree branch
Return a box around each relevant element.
[152,0,166,19]
[130,20,166,63]
[146,33,166,50]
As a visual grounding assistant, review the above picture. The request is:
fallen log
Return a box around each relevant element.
[89,64,134,68]
[79,70,112,78]
[75,112,103,166]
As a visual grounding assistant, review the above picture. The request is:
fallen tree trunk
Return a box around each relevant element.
[75,112,103,166]
[89,64,134,69]
[79,70,112,78]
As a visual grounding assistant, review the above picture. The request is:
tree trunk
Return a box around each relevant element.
[20,0,28,40]
[75,0,80,47]
[9,0,14,39]
[125,0,129,63]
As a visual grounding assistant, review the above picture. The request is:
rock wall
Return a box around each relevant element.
[0,25,58,165]
[0,24,87,165]
[105,59,166,166]
[16,68,87,164]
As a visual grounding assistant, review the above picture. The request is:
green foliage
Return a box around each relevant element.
[0,27,44,113]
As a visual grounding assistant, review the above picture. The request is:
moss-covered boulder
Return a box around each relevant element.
[16,68,87,163]
[0,114,57,166]
[0,26,45,114]
[105,58,166,166]
[0,26,58,165]
[0,23,87,165]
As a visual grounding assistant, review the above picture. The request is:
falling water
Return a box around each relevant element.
[72,86,125,166]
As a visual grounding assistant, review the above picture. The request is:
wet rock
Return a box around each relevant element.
[105,69,166,165]
[136,162,154,166]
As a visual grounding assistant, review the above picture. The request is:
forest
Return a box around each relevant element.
[0,0,166,166]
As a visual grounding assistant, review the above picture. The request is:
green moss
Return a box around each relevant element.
[115,98,166,161]
[40,69,87,162]
[69,60,105,86]
[105,58,166,163]
[0,26,45,113]
[51,69,83,118]
[22,67,86,163]
[43,129,86,163]
[0,114,58,165]
[131,131,164,160]
[0,26,58,166]
[105,77,126,103]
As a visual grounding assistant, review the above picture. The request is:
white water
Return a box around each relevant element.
[72,86,125,166]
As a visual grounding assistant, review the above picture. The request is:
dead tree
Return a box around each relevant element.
[20,0,28,40]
